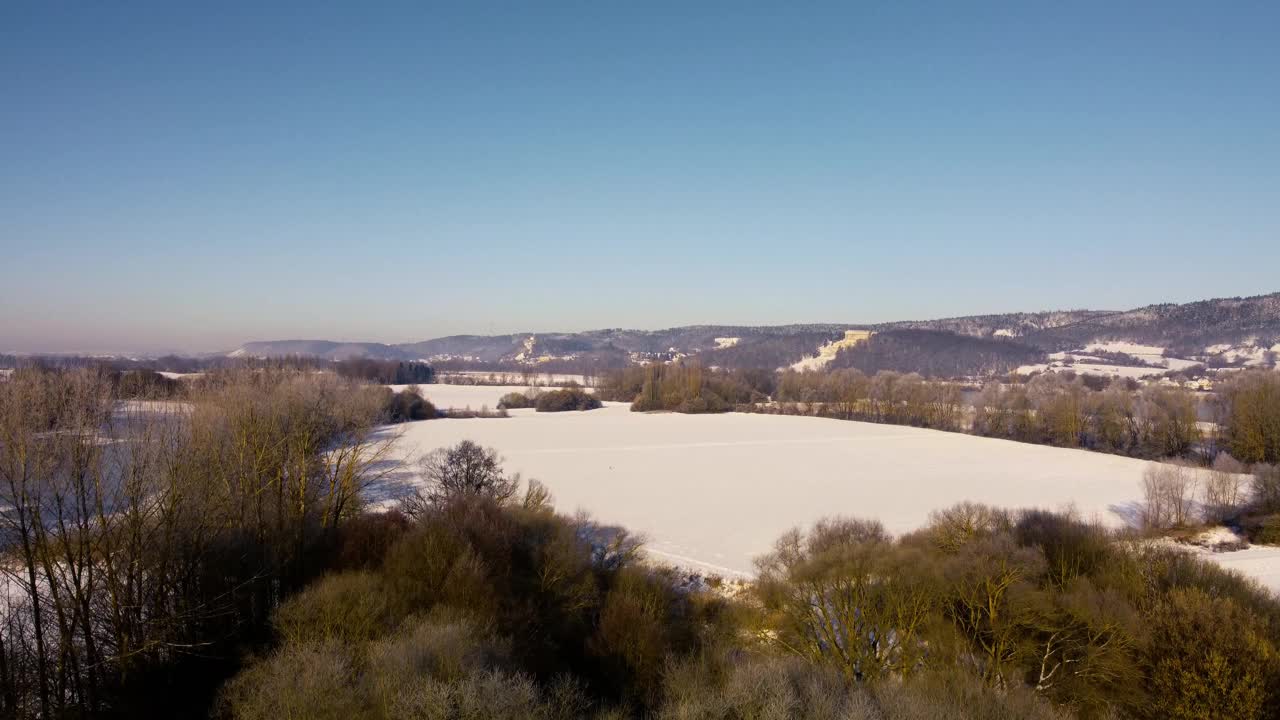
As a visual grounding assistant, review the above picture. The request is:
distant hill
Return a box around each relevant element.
[232,340,404,361]
[228,292,1280,377]
[1019,293,1280,355]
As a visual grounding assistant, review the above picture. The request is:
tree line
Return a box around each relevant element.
[597,363,775,413]
[0,366,393,717]
[498,386,602,412]
[765,369,1213,460]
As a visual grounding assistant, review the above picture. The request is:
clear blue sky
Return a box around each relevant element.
[2,1,1277,353]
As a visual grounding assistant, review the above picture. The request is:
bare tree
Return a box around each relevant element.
[1142,462,1198,529]
[1202,454,1246,523]
[404,441,519,515]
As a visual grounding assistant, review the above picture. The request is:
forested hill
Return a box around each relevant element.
[228,292,1280,376]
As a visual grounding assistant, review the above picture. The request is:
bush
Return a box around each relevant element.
[658,657,1070,720]
[498,391,536,409]
[1243,514,1280,545]
[535,387,602,412]
[1253,463,1280,513]
[384,385,438,422]
[366,616,512,684]
[622,362,756,414]
[273,571,393,645]
[1203,453,1247,522]
[1142,462,1198,529]
[1146,588,1280,720]
[331,510,412,570]
[1217,370,1280,464]
[217,641,366,720]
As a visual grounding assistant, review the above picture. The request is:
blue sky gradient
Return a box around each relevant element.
[2,2,1277,352]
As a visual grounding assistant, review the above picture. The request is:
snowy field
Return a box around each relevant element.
[373,403,1280,591]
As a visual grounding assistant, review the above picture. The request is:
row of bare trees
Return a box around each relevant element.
[972,374,1201,457]
[0,367,393,718]
[774,369,966,430]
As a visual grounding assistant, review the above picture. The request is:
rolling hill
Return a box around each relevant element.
[229,292,1280,377]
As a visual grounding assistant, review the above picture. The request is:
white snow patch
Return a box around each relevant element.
[789,331,872,372]
[713,337,740,349]
[1167,533,1280,596]
[1202,546,1280,595]
[1085,341,1167,358]
[993,329,1014,337]
[1204,342,1278,367]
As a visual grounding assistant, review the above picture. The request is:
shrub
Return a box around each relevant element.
[1203,453,1247,522]
[331,510,412,570]
[1142,462,1198,529]
[382,521,497,620]
[217,641,366,720]
[658,656,860,720]
[754,518,942,682]
[384,385,438,422]
[273,571,394,645]
[1253,463,1280,513]
[498,391,536,409]
[923,502,1013,553]
[1244,514,1280,545]
[1146,588,1280,720]
[1217,370,1280,464]
[1014,509,1114,586]
[658,657,1070,720]
[408,440,520,509]
[366,616,512,685]
[535,387,602,412]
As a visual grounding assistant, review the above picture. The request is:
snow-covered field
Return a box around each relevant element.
[1020,342,1209,379]
[1196,546,1280,593]
[375,404,1260,582]
[157,371,204,380]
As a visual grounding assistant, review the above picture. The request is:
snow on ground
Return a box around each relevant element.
[1018,362,1169,379]
[113,399,192,417]
[1085,341,1167,359]
[378,405,1202,578]
[714,337,740,349]
[1163,357,1204,371]
[1024,343,1203,377]
[157,371,204,380]
[1163,528,1280,595]
[1200,546,1280,594]
[1204,342,1280,367]
[789,331,873,372]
